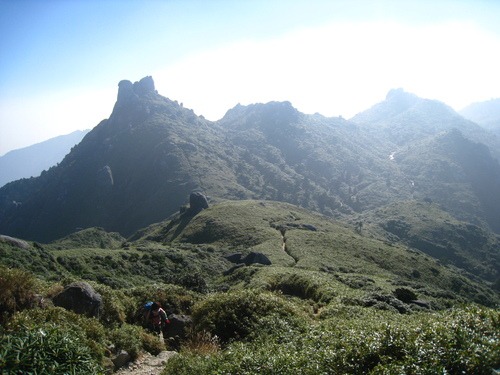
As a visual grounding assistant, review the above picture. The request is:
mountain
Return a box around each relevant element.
[1,199,498,374]
[351,88,500,161]
[1,77,499,243]
[460,98,500,136]
[358,200,500,283]
[0,130,89,188]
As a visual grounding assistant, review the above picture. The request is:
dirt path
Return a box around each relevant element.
[114,351,177,375]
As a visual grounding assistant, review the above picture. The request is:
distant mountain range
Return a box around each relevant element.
[0,130,89,188]
[460,98,500,137]
[0,77,499,244]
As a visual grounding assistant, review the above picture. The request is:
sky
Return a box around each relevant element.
[1,0,500,156]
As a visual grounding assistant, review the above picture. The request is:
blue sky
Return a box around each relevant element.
[1,0,500,155]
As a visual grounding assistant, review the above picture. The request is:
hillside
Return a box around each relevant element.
[0,77,499,244]
[0,130,89,188]
[460,98,500,136]
[357,200,500,283]
[1,199,499,374]
[351,88,500,161]
[1,199,498,306]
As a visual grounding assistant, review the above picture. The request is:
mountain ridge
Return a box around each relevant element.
[0,130,89,188]
[1,77,499,243]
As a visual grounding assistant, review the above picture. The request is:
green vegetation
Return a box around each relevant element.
[164,305,499,375]
[0,199,499,373]
[1,324,102,374]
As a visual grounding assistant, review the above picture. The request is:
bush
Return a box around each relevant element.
[129,284,199,317]
[0,266,38,324]
[93,283,136,325]
[181,329,220,355]
[267,272,334,303]
[0,323,102,374]
[191,289,305,344]
[7,307,107,361]
[140,330,166,355]
[393,287,418,303]
[108,324,144,360]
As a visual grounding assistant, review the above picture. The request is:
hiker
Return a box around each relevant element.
[145,301,170,338]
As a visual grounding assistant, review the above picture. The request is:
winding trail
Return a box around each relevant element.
[278,227,298,265]
[114,351,177,375]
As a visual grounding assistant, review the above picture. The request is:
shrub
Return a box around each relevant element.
[93,283,135,325]
[191,289,305,344]
[267,272,334,303]
[7,307,107,361]
[0,324,102,374]
[140,330,166,355]
[109,324,143,360]
[0,266,38,324]
[393,287,418,303]
[181,329,220,355]
[129,284,199,317]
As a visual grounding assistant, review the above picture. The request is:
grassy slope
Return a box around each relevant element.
[358,200,500,283]
[1,199,497,307]
[137,200,498,306]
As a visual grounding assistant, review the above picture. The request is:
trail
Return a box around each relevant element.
[278,227,298,266]
[114,351,177,375]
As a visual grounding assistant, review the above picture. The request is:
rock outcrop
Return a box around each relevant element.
[52,281,103,317]
[188,192,209,214]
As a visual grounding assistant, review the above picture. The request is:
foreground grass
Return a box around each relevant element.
[164,305,500,375]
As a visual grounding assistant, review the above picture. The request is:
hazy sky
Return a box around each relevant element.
[1,0,500,156]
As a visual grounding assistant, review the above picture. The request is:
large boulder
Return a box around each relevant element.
[224,253,243,263]
[189,192,209,214]
[241,252,271,266]
[112,350,131,371]
[0,235,29,249]
[52,281,102,317]
[165,314,192,350]
[224,252,272,267]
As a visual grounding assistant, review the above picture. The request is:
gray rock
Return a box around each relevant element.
[52,281,102,318]
[165,314,192,350]
[189,192,209,214]
[117,80,134,102]
[133,76,155,95]
[410,299,431,309]
[363,293,410,314]
[112,350,131,370]
[224,253,243,263]
[241,252,271,266]
[0,235,29,249]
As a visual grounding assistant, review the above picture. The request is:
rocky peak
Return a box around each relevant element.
[385,88,419,109]
[116,76,156,103]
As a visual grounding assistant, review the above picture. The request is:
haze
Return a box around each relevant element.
[1,0,500,156]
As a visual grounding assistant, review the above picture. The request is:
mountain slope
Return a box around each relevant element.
[133,199,499,306]
[218,101,413,215]
[394,129,500,233]
[1,78,499,242]
[0,130,89,188]
[460,98,500,135]
[0,78,412,242]
[358,200,500,283]
[0,77,242,241]
[351,88,500,161]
